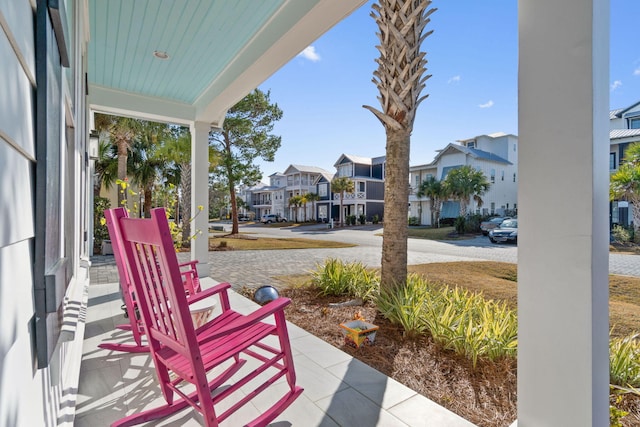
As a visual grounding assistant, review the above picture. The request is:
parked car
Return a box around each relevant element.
[260,214,287,224]
[237,213,250,221]
[488,219,518,244]
[480,217,512,235]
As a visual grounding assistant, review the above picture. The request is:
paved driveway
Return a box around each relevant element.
[203,223,639,288]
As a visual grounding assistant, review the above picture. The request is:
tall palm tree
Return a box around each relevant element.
[363,0,435,288]
[443,165,490,217]
[611,142,640,232]
[94,114,143,206]
[331,177,355,226]
[416,175,447,227]
[94,137,118,197]
[288,194,303,223]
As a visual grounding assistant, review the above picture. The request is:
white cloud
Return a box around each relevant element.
[447,75,461,84]
[634,67,640,76]
[479,100,494,109]
[298,46,320,62]
[611,80,623,91]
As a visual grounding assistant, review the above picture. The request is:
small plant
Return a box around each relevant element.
[612,225,632,243]
[358,214,367,225]
[408,216,420,226]
[372,214,380,224]
[609,393,629,427]
[375,274,431,339]
[454,216,466,234]
[610,333,640,388]
[311,258,379,302]
[94,196,111,253]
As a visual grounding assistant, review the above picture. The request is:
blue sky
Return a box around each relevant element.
[256,0,640,180]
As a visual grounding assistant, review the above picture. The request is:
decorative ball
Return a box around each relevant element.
[253,285,279,305]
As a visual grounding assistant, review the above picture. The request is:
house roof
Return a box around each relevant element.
[612,101,640,119]
[610,129,640,140]
[456,132,516,143]
[87,0,367,126]
[283,164,332,175]
[431,143,512,166]
[333,153,385,167]
[313,172,335,185]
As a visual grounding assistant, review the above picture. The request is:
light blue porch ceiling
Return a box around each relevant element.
[88,0,367,126]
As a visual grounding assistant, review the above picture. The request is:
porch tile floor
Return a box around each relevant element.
[76,276,475,427]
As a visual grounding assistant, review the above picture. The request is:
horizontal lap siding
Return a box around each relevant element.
[0,1,44,426]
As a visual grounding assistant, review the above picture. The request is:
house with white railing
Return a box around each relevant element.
[284,165,332,221]
[410,133,519,225]
[332,154,386,222]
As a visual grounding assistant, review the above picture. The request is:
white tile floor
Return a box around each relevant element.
[75,278,475,426]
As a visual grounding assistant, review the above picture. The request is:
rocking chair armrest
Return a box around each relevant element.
[186,282,231,305]
[179,260,199,269]
[198,297,291,344]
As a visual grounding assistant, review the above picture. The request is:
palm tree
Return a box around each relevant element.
[95,114,143,206]
[363,0,435,288]
[288,194,303,223]
[611,142,640,233]
[331,177,355,226]
[443,165,490,217]
[416,176,447,227]
[305,192,321,221]
[94,137,118,197]
[299,193,309,222]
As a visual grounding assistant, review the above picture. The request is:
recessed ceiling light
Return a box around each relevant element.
[153,50,169,60]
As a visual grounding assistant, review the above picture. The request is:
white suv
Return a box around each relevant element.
[260,214,287,224]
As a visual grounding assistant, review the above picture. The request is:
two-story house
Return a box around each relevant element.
[409,133,519,225]
[283,165,332,221]
[609,101,640,227]
[332,154,386,222]
[240,173,286,219]
[313,172,335,222]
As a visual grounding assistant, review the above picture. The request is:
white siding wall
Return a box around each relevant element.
[1,1,89,425]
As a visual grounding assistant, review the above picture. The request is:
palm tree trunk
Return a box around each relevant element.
[116,140,128,206]
[143,185,152,217]
[381,128,410,287]
[181,163,192,244]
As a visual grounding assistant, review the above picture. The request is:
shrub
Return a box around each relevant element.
[464,214,482,233]
[612,225,632,243]
[376,274,431,339]
[454,216,466,234]
[610,333,640,388]
[94,196,111,253]
[359,214,367,225]
[311,258,379,302]
[408,216,420,226]
[372,214,380,224]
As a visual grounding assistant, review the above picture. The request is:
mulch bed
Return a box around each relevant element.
[276,286,640,427]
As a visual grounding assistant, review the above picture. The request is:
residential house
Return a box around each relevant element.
[240,173,287,219]
[410,133,519,225]
[609,101,640,227]
[332,154,386,222]
[283,165,332,221]
[313,172,335,222]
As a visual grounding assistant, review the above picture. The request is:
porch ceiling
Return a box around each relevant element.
[88,0,366,126]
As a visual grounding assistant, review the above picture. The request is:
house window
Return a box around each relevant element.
[490,169,495,183]
[629,117,640,129]
[358,181,365,192]
[490,202,495,214]
[318,183,327,197]
[501,171,505,181]
[610,152,617,170]
[513,173,516,182]
[467,140,476,148]
[337,163,352,177]
[513,143,516,152]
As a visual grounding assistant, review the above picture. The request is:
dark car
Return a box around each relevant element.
[488,219,518,244]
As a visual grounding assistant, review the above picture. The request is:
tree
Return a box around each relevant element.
[611,142,640,233]
[94,114,143,206]
[443,165,490,217]
[416,176,448,227]
[94,138,118,197]
[288,194,303,223]
[363,0,435,288]
[305,192,320,221]
[210,89,283,235]
[331,177,355,226]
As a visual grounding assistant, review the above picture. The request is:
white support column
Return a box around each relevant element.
[518,0,609,425]
[191,121,211,278]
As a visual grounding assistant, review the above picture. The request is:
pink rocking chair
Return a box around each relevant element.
[110,207,302,426]
[101,207,216,353]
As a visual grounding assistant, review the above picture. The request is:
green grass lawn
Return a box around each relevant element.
[208,235,355,250]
